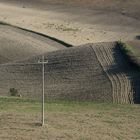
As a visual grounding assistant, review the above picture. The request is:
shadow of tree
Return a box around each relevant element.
[135,35,140,40]
[106,44,140,103]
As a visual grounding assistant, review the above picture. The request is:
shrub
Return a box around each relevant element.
[116,41,140,69]
[10,88,18,96]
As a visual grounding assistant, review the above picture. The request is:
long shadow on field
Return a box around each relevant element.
[107,45,140,103]
[0,21,72,48]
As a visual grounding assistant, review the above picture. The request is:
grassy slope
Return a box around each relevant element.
[0,97,140,140]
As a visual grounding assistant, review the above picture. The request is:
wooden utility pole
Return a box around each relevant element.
[38,55,48,126]
[2,55,48,126]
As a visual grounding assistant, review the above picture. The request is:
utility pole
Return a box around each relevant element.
[2,54,48,126]
[38,55,48,126]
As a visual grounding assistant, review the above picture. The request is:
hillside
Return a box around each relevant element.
[0,1,140,140]
[0,0,140,45]
[0,24,139,104]
[0,24,67,63]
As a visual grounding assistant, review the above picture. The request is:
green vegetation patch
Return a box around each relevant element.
[0,96,139,113]
[116,41,140,69]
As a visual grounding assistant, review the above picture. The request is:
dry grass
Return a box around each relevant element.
[0,97,140,140]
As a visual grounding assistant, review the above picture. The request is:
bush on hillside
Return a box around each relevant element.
[10,88,18,96]
[116,41,140,69]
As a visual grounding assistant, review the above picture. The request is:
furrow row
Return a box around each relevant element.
[93,42,133,103]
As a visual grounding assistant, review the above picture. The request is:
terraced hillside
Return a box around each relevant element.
[0,34,139,103]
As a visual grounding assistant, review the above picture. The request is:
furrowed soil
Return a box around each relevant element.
[0,97,140,140]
